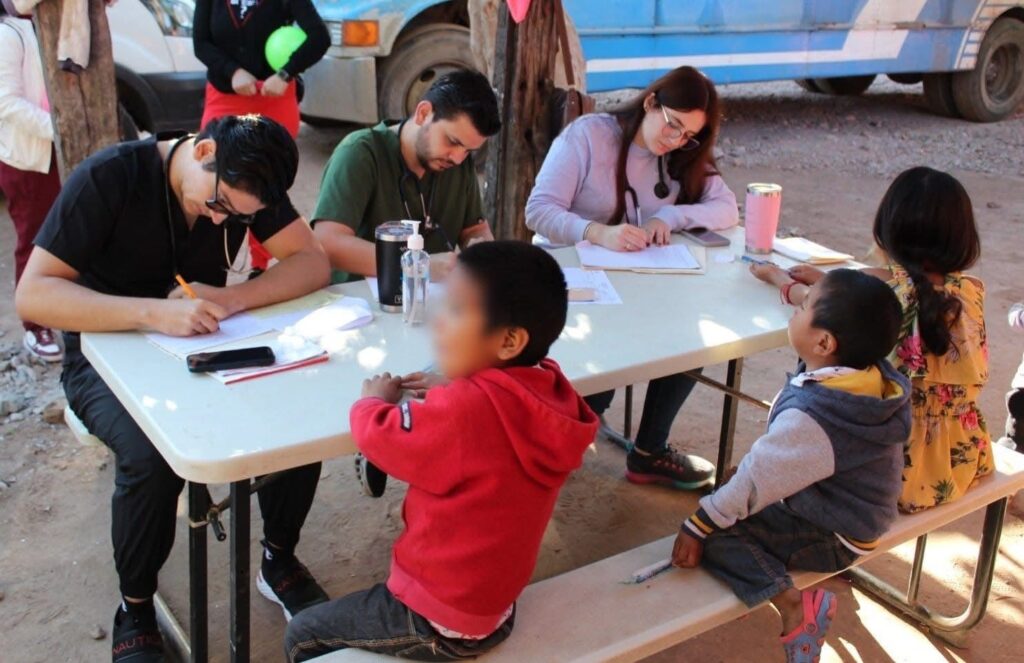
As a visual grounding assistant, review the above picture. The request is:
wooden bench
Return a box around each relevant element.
[315,446,1024,662]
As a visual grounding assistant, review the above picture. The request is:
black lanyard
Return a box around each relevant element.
[163,135,192,285]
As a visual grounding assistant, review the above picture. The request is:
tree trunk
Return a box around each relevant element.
[483,1,562,241]
[33,0,119,181]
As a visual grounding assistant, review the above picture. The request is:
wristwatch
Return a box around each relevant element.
[276,69,293,82]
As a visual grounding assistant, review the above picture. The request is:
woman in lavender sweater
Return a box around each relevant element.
[526,66,738,489]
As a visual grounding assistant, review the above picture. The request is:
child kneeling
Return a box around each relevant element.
[673,269,911,663]
[285,242,599,661]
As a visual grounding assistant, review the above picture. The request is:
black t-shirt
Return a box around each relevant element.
[33,134,299,299]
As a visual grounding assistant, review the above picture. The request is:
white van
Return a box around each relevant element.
[107,0,206,133]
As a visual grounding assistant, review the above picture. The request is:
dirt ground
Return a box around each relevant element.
[1,79,1023,662]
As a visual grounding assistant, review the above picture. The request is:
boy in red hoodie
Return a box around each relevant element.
[285,241,599,661]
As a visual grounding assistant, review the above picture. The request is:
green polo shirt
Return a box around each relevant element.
[312,122,485,283]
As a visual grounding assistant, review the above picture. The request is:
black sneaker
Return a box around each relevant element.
[257,545,329,621]
[625,447,715,490]
[111,604,164,662]
[355,453,388,498]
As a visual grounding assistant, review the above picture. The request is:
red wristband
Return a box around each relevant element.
[780,281,797,305]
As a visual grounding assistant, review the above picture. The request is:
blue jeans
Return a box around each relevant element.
[284,584,514,662]
[700,503,858,607]
[585,370,699,453]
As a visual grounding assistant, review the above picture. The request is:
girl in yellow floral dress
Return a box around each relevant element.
[776,167,992,512]
[872,167,991,511]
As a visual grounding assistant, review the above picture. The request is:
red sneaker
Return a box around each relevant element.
[23,328,63,362]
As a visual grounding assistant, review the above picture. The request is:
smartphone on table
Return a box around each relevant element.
[683,227,731,248]
[187,346,276,373]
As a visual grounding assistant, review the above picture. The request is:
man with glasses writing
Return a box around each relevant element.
[15,115,331,662]
[312,69,500,283]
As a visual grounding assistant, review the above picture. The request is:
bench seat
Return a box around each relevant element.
[314,446,1024,663]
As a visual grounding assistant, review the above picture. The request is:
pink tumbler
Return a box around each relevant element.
[744,183,782,254]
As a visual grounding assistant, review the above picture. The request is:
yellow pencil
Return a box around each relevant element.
[175,274,197,300]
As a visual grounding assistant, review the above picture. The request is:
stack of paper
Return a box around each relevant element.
[145,313,274,358]
[773,237,853,265]
[210,337,328,385]
[575,241,705,274]
[562,267,622,305]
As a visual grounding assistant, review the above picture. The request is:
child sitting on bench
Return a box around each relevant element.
[284,241,599,661]
[673,269,911,663]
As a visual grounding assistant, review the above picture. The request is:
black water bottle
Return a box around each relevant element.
[375,222,414,312]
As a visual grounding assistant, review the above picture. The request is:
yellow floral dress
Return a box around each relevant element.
[887,265,992,512]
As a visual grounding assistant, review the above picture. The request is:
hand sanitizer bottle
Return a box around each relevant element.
[401,221,430,325]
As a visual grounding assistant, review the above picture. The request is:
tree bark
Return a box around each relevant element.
[483,1,562,241]
[33,0,119,181]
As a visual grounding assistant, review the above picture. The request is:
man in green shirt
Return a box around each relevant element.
[313,69,500,283]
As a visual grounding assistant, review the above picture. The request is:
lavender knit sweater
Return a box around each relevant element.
[525,113,739,244]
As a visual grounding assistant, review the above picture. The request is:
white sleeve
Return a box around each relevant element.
[652,174,739,232]
[0,27,53,143]
[524,127,594,244]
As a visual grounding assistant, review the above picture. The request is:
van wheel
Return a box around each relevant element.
[795,79,823,93]
[811,75,876,95]
[951,18,1024,122]
[377,24,477,121]
[922,73,961,117]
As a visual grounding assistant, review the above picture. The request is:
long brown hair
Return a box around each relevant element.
[608,66,721,225]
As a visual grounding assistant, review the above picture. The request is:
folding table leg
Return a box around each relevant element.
[229,480,251,663]
[714,358,743,486]
[847,498,1008,648]
[624,385,634,439]
[188,482,209,662]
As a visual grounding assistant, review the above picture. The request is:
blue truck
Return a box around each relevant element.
[300,0,1024,123]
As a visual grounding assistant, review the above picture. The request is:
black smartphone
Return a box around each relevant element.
[187,346,276,373]
[683,227,731,247]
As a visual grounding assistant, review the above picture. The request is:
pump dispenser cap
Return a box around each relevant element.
[402,220,425,251]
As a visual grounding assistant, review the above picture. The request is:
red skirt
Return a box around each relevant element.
[200,81,300,138]
[201,82,300,270]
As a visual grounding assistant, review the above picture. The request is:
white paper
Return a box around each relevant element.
[146,313,274,358]
[563,268,622,305]
[772,237,853,265]
[575,241,701,272]
[210,336,328,385]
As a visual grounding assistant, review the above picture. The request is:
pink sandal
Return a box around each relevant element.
[780,589,837,663]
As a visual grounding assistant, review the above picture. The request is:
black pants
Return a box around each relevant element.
[62,334,321,598]
[285,584,514,662]
[1004,357,1024,446]
[584,370,699,453]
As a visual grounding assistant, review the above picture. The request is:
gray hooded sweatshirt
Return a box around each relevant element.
[684,360,912,553]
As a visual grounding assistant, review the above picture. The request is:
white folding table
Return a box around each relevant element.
[82,227,796,662]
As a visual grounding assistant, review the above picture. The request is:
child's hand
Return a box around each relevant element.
[749,262,791,288]
[672,529,703,568]
[362,373,404,403]
[401,371,450,398]
[787,264,825,285]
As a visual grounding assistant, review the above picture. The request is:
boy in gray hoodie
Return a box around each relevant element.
[673,268,911,663]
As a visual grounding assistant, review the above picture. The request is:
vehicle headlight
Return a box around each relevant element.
[141,0,195,38]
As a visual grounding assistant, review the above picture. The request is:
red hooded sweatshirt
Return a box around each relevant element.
[350,358,599,636]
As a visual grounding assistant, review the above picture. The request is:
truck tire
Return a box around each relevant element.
[118,102,140,141]
[922,73,961,117]
[377,24,477,121]
[811,75,876,95]
[795,79,824,93]
[951,18,1024,122]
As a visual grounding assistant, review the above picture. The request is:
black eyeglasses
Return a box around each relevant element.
[205,169,255,226]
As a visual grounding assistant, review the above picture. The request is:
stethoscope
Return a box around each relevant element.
[623,155,671,226]
[396,120,455,251]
